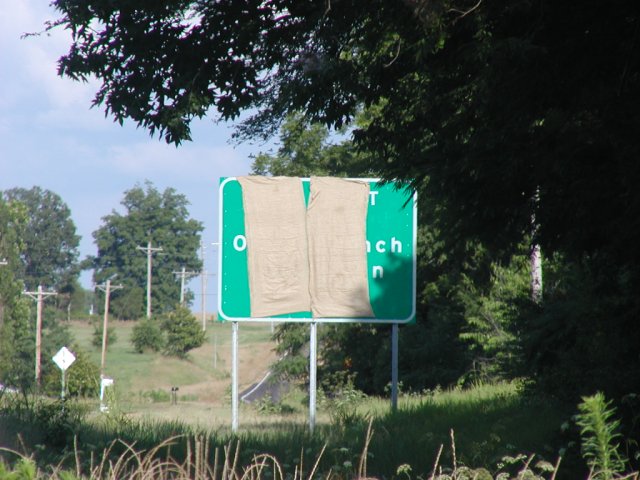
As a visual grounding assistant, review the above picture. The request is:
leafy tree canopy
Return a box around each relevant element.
[50,0,640,266]
[2,187,80,292]
[0,196,32,389]
[90,181,203,319]
[50,1,640,399]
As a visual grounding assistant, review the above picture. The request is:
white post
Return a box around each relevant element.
[309,322,317,433]
[231,321,239,432]
[391,323,399,411]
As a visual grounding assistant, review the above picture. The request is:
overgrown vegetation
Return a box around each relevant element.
[1,386,639,479]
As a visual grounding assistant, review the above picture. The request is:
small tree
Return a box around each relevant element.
[131,318,164,353]
[161,306,205,358]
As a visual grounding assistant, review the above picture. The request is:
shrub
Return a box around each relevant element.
[320,371,367,428]
[161,306,205,358]
[131,318,165,353]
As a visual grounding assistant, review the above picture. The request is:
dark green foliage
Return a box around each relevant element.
[457,249,532,381]
[161,306,205,358]
[51,1,640,401]
[110,285,145,321]
[131,318,165,353]
[2,187,80,291]
[90,182,203,319]
[0,198,35,391]
[0,298,33,392]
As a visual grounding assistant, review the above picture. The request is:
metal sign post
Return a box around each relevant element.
[309,322,318,432]
[231,321,239,432]
[52,346,76,400]
[391,324,399,411]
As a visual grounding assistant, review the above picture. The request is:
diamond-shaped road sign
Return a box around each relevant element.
[52,346,76,371]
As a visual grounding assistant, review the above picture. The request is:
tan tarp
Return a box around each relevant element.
[307,177,373,318]
[237,176,310,317]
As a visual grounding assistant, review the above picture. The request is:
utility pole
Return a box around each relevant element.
[96,279,123,377]
[200,241,207,331]
[137,240,163,318]
[199,242,219,331]
[23,285,57,387]
[172,266,198,306]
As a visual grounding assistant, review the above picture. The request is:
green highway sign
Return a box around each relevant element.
[218,177,417,323]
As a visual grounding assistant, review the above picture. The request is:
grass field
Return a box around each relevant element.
[1,318,587,478]
[71,317,290,426]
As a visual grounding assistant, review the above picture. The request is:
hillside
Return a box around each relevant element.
[69,318,280,426]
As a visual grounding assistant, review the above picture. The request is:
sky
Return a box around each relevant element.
[0,1,270,314]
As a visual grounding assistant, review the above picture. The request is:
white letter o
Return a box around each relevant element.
[233,235,247,252]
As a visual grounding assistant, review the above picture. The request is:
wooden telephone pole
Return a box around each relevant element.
[23,286,57,386]
[136,240,163,318]
[96,279,123,377]
[172,267,198,306]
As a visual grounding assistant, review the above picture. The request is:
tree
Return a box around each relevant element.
[253,116,474,394]
[51,1,640,399]
[49,1,640,259]
[161,306,205,358]
[0,195,33,390]
[251,113,370,177]
[2,187,80,292]
[90,182,203,319]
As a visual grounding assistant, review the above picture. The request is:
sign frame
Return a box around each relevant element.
[218,177,417,324]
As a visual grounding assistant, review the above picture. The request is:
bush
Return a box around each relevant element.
[161,306,205,358]
[131,318,165,353]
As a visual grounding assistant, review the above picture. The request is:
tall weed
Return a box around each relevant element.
[576,392,627,480]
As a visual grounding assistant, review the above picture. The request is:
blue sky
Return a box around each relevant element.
[0,1,269,313]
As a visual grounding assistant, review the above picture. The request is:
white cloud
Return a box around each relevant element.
[108,141,253,179]
[0,0,96,112]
